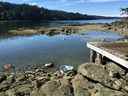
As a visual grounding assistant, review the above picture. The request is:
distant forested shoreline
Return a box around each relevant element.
[0,2,119,20]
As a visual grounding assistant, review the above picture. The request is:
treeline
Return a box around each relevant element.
[121,7,128,19]
[121,8,128,16]
[0,2,117,20]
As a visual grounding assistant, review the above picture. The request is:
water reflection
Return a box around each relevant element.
[0,30,123,70]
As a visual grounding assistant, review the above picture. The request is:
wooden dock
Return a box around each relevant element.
[87,42,128,69]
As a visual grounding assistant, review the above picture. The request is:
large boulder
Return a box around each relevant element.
[72,74,91,96]
[35,79,73,96]
[94,83,125,96]
[72,74,126,96]
[78,63,110,83]
[14,84,32,96]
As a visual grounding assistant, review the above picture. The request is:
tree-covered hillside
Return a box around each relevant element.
[0,2,118,20]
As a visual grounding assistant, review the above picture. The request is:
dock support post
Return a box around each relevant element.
[90,50,107,64]
[95,53,102,64]
[102,56,107,65]
[90,50,97,63]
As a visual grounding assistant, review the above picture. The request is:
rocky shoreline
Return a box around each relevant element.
[0,61,128,96]
[104,20,128,37]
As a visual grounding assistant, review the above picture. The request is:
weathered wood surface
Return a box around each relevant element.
[87,42,128,69]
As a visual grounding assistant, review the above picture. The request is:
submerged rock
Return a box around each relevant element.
[59,65,74,74]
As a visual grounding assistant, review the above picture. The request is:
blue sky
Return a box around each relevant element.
[2,0,128,16]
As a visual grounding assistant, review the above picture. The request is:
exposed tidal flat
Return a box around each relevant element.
[6,24,109,36]
[6,19,126,37]
[0,19,119,36]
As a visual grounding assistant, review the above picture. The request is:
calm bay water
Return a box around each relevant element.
[0,19,120,34]
[0,19,123,70]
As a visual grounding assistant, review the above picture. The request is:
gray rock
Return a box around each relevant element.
[0,75,15,92]
[94,83,125,96]
[78,63,110,83]
[105,62,125,78]
[14,84,32,96]
[72,74,91,96]
[64,70,77,80]
[34,77,50,88]
[0,92,6,96]
[33,72,126,96]
[123,85,128,92]
[53,71,64,79]
[0,81,10,91]
[6,88,16,96]
[111,79,124,90]
[16,73,26,82]
[37,79,73,96]
[0,75,6,83]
